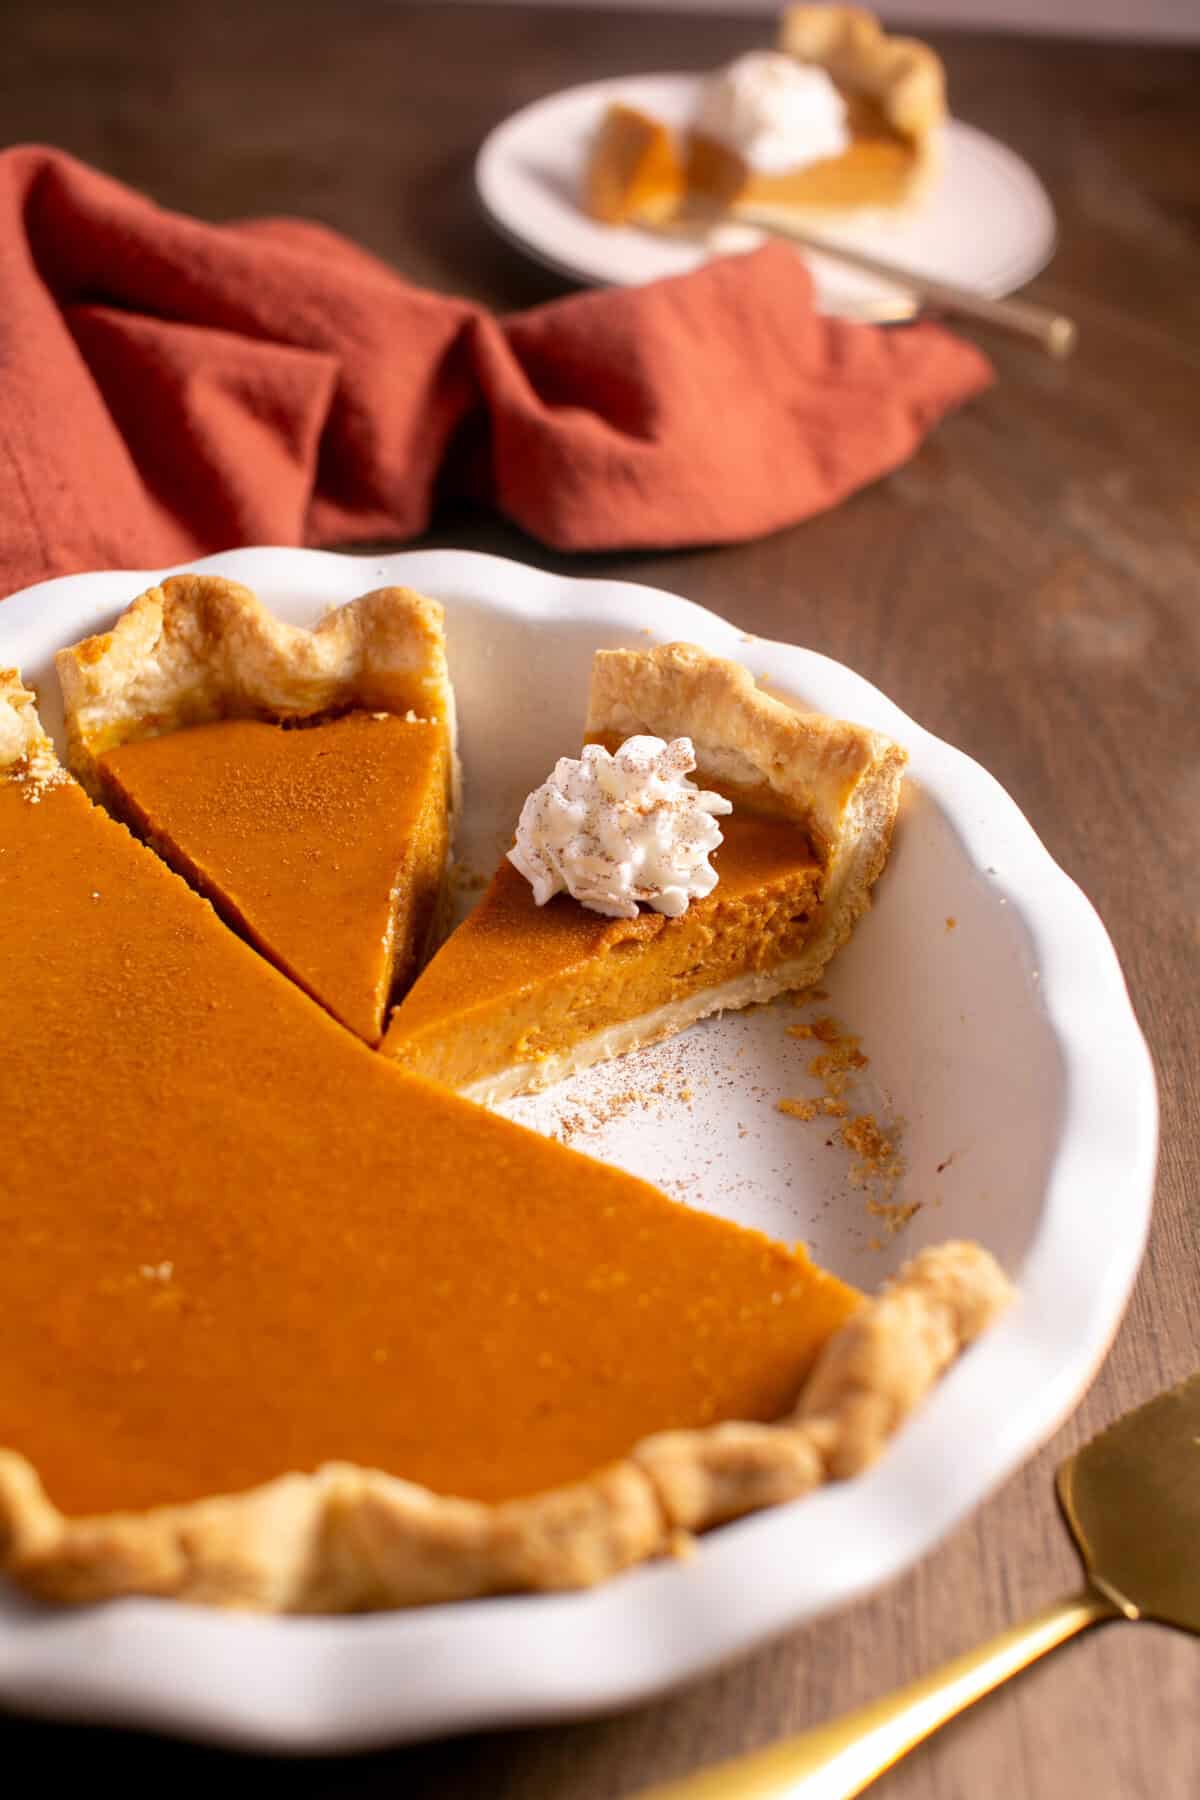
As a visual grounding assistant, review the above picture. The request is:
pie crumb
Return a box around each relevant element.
[866,1195,923,1238]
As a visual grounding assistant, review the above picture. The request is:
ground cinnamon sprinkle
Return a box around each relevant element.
[550,1064,701,1145]
[553,1085,645,1141]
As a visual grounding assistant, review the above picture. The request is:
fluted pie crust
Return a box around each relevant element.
[0,643,1011,1616]
[56,576,459,1044]
[0,1230,1010,1612]
[56,573,458,791]
[776,5,945,143]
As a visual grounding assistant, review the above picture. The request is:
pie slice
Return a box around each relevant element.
[585,101,686,226]
[584,5,944,227]
[384,641,906,1102]
[688,8,945,217]
[0,673,1009,1612]
[56,575,458,1045]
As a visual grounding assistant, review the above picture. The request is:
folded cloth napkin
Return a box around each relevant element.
[0,146,993,598]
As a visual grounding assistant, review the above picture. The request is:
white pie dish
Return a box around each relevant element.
[0,545,1156,1751]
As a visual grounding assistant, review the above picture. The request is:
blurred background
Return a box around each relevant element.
[465,0,1199,39]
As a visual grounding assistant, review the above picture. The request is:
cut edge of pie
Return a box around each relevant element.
[0,1236,1011,1613]
[585,101,687,225]
[386,641,906,1103]
[55,575,460,1042]
[569,643,908,1084]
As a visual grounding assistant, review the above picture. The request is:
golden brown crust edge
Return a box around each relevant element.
[0,1243,1011,1613]
[55,575,459,796]
[0,671,67,793]
[777,5,947,141]
[586,641,907,974]
[586,642,904,861]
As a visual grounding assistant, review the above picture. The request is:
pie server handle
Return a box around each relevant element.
[635,1586,1116,1800]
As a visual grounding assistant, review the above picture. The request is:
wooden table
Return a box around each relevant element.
[3,4,1198,1794]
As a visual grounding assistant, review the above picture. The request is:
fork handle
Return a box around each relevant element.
[738,214,1078,357]
[639,1588,1119,1800]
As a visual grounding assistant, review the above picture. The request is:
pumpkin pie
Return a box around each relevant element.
[56,575,458,1044]
[585,102,686,225]
[384,641,905,1102]
[584,5,944,228]
[0,672,1009,1611]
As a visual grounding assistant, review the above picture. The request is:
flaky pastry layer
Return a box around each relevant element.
[56,574,458,796]
[777,5,946,141]
[0,670,67,797]
[587,640,905,993]
[0,1243,1011,1613]
[587,642,903,867]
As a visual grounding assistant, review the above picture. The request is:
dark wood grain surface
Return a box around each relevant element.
[2,3,1198,1794]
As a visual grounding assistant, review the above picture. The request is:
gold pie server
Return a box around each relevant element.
[639,1372,1200,1800]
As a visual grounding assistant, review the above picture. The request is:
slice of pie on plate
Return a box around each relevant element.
[584,4,945,227]
[585,101,686,225]
[56,574,458,1045]
[384,640,906,1103]
[0,672,1009,1613]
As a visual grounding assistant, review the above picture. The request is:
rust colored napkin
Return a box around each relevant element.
[0,146,993,598]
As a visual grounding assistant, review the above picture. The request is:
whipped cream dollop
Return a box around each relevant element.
[508,735,733,921]
[695,50,849,173]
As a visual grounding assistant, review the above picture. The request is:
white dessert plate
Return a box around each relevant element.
[475,73,1057,320]
[0,546,1155,1751]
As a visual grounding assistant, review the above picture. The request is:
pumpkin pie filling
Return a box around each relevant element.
[0,726,858,1522]
[586,101,685,225]
[686,91,923,215]
[56,574,459,1044]
[0,651,1011,1614]
[386,814,824,1094]
[96,712,450,1045]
